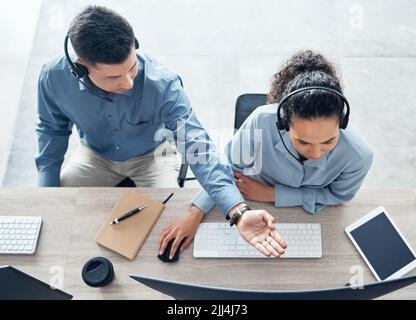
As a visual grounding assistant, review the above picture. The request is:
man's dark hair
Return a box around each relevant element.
[268,50,345,126]
[68,5,135,66]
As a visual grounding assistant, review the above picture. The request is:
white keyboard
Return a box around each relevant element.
[0,216,42,254]
[194,222,322,258]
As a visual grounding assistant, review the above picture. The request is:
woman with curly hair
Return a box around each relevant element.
[159,50,374,258]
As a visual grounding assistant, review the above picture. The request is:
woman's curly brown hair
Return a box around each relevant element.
[267,50,345,126]
[267,50,341,103]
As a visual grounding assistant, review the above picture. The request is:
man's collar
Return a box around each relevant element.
[119,85,136,97]
[78,79,88,91]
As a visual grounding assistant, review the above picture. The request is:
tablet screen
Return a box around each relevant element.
[350,212,416,280]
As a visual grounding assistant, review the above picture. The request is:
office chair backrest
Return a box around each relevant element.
[130,274,416,300]
[115,177,136,187]
[234,94,268,131]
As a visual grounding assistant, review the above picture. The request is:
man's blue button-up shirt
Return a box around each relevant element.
[36,52,244,216]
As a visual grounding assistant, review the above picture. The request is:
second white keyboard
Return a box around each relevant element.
[0,216,42,254]
[194,222,322,258]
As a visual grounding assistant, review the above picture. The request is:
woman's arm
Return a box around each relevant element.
[233,152,374,214]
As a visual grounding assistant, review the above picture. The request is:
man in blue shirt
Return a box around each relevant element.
[36,6,287,259]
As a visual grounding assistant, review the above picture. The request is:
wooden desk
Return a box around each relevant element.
[0,188,415,299]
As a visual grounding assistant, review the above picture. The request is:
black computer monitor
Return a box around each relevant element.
[130,273,416,300]
[0,266,72,300]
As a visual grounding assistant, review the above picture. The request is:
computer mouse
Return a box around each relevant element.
[158,238,186,263]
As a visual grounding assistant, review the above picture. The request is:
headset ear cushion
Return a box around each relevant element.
[276,115,288,131]
[276,117,283,130]
[74,63,88,78]
[340,115,349,129]
[135,37,139,50]
[283,119,289,131]
[276,105,289,131]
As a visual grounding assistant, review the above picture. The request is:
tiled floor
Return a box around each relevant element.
[0,0,42,185]
[1,0,415,188]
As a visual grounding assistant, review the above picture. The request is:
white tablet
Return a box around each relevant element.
[345,206,416,281]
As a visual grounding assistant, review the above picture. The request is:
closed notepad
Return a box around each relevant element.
[95,190,165,260]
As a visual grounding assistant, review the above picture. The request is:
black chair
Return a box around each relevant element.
[234,93,268,131]
[177,93,268,187]
[115,177,136,187]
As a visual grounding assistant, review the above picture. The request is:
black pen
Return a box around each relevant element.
[110,205,147,225]
[162,192,174,204]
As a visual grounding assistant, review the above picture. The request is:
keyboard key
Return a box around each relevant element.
[279,224,298,229]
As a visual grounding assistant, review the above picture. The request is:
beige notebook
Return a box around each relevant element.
[95,189,165,260]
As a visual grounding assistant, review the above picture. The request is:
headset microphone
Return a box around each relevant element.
[275,123,305,165]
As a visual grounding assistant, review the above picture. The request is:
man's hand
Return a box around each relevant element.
[234,171,274,202]
[158,206,204,260]
[234,209,287,257]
